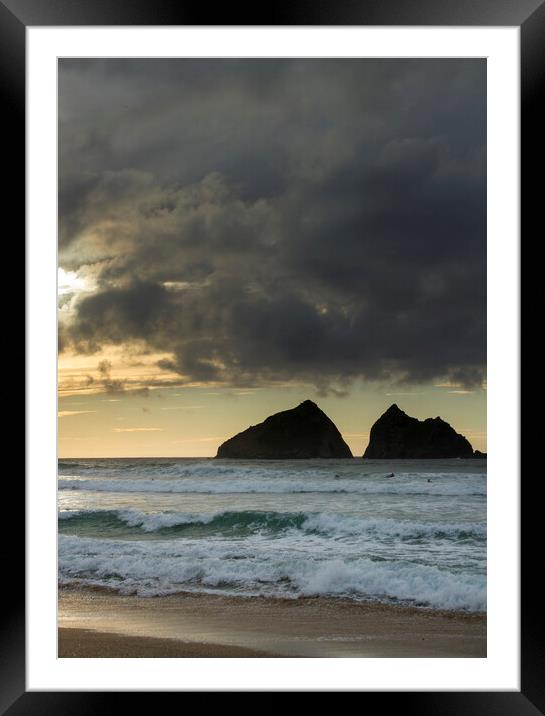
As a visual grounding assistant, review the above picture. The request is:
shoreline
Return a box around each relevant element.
[59,582,485,620]
[59,586,486,658]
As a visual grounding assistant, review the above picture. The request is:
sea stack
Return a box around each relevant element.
[216,400,353,459]
[363,404,474,459]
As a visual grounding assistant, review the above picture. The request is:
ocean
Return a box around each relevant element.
[58,457,486,612]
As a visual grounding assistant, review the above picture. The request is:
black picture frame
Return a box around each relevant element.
[7,0,537,710]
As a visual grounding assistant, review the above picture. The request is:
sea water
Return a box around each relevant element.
[58,458,486,612]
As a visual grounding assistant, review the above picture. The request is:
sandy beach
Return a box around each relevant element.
[59,587,486,658]
[58,628,279,658]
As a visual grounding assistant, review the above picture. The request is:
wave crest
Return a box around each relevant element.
[59,508,486,541]
[58,476,486,497]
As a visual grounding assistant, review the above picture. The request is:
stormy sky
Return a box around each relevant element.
[58,59,486,457]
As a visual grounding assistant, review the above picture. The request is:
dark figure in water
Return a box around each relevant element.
[427,479,432,483]
[385,472,395,478]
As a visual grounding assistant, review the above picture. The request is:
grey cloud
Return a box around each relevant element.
[59,59,486,389]
[97,359,125,394]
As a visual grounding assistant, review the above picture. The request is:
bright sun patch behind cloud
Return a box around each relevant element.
[58,267,96,296]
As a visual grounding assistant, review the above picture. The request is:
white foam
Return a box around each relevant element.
[301,513,486,540]
[58,533,486,611]
[58,476,486,497]
[59,508,221,530]
[59,507,486,540]
[118,509,220,532]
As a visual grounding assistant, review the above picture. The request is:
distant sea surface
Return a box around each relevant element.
[58,458,486,612]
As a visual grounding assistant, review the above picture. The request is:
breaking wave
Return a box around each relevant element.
[58,532,486,611]
[59,508,486,541]
[58,476,486,497]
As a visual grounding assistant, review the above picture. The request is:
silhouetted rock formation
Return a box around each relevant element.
[363,404,474,459]
[216,400,353,459]
[472,450,487,459]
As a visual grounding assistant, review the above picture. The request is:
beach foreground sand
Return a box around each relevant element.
[59,587,486,658]
[58,628,279,658]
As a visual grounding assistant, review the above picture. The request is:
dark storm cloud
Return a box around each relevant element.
[59,59,486,388]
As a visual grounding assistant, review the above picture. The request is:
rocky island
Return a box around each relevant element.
[216,400,353,459]
[363,404,478,459]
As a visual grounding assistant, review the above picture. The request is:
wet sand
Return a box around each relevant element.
[58,587,486,658]
[58,628,280,658]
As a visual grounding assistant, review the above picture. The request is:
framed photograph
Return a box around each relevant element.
[8,0,537,709]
